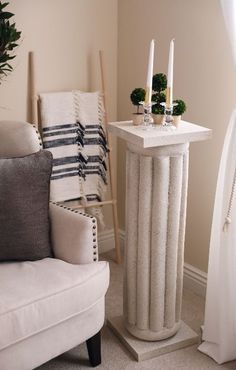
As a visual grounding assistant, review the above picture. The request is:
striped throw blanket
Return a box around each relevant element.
[40,91,109,213]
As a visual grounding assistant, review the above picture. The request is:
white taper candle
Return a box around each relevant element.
[166,39,175,107]
[145,39,155,104]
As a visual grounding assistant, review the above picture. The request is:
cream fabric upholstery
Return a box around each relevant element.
[1,298,105,370]
[0,121,41,157]
[0,121,110,369]
[0,259,109,352]
[50,203,98,264]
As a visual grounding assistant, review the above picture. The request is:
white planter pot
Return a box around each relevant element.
[132,113,143,126]
[173,115,182,126]
[153,114,164,125]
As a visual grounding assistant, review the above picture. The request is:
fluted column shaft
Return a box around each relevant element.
[124,142,189,341]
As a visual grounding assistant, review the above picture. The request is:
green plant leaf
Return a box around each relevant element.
[0,1,21,81]
[1,67,12,72]
[0,54,9,62]
[0,62,12,69]
[0,11,14,19]
[0,2,9,11]
[7,43,18,50]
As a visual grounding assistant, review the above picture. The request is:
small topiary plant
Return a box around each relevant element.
[151,73,167,115]
[173,99,187,116]
[130,87,145,114]
[0,1,21,82]
[152,92,165,115]
[152,73,167,94]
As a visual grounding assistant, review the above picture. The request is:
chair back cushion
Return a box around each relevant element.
[0,121,41,158]
[0,150,53,261]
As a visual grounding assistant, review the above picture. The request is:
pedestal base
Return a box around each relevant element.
[126,320,181,341]
[107,316,199,362]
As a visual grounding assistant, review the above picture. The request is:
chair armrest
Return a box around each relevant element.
[49,202,98,264]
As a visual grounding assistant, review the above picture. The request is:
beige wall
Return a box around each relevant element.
[118,0,236,272]
[2,1,236,271]
[0,0,118,229]
[0,0,117,121]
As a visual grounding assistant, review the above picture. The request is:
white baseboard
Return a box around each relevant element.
[98,229,207,298]
[183,262,207,298]
[98,229,115,253]
[98,229,125,254]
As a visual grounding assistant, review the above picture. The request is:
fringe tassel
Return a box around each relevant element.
[223,168,236,232]
[72,90,109,228]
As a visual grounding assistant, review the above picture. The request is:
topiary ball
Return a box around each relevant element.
[130,88,146,106]
[173,99,187,116]
[152,73,167,93]
[152,92,165,114]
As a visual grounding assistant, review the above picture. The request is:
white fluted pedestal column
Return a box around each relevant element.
[124,142,188,341]
[107,121,211,361]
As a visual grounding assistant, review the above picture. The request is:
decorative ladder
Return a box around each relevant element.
[29,50,121,264]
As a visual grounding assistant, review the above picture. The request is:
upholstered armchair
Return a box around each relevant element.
[0,121,110,370]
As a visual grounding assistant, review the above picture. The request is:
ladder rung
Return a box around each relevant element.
[67,199,117,209]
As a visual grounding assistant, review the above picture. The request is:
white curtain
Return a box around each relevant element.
[220,0,236,63]
[198,0,236,364]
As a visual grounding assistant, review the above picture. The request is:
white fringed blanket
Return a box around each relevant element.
[40,90,109,213]
[74,91,109,203]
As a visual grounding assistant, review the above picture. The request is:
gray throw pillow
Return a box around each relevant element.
[0,150,53,261]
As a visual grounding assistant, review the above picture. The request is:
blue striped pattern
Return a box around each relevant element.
[41,120,109,202]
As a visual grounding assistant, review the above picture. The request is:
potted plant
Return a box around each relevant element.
[173,99,187,126]
[0,1,21,83]
[152,73,167,124]
[152,92,165,124]
[130,87,145,125]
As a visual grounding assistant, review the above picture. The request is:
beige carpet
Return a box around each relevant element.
[37,251,236,370]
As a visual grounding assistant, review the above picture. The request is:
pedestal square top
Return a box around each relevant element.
[108,120,212,148]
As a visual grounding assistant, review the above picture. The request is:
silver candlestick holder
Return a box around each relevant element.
[139,101,155,130]
[160,102,177,130]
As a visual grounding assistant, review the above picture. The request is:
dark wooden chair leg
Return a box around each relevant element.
[86,331,101,367]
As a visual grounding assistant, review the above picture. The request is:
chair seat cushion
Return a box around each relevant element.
[0,258,109,351]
